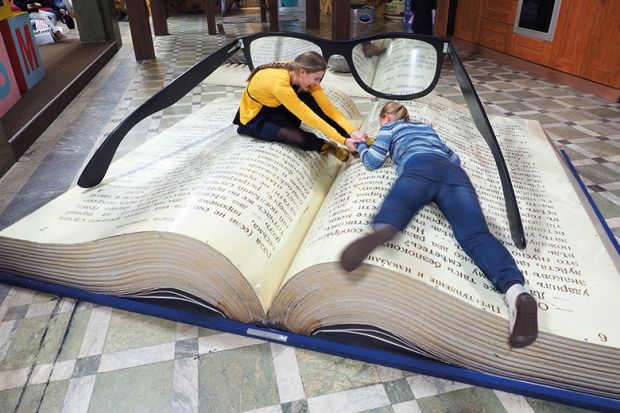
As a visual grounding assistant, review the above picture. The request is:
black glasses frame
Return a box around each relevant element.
[239,31,446,100]
[76,32,525,249]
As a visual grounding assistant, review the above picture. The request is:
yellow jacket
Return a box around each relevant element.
[238,67,356,145]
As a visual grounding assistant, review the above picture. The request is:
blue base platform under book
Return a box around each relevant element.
[0,270,618,412]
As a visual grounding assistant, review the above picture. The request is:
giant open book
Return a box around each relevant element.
[0,91,619,408]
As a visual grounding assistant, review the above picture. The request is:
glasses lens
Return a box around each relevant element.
[351,38,438,97]
[248,37,323,68]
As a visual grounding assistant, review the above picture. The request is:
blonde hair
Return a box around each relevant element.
[247,51,327,82]
[380,101,410,122]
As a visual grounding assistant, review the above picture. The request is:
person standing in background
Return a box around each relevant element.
[405,0,436,35]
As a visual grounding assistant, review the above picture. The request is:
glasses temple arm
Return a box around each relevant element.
[447,43,526,249]
[77,39,244,189]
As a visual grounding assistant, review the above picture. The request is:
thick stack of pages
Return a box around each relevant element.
[0,93,618,400]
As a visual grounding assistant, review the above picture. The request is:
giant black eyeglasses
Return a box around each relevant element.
[77,32,526,249]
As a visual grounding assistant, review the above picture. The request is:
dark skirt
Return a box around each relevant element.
[233,103,301,141]
[233,90,348,148]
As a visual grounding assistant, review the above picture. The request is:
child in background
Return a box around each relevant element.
[340,101,538,348]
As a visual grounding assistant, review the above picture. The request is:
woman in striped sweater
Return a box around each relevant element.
[340,101,538,348]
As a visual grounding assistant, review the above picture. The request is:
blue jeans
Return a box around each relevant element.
[374,154,524,294]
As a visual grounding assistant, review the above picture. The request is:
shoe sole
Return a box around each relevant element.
[340,227,397,272]
[509,293,538,348]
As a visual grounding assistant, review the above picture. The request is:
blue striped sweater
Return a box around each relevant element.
[357,120,460,176]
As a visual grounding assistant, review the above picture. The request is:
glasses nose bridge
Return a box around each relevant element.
[319,43,347,62]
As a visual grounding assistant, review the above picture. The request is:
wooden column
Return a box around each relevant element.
[434,0,450,37]
[331,0,350,40]
[306,0,320,29]
[267,0,279,31]
[125,0,155,60]
[260,0,267,22]
[205,0,217,35]
[73,0,122,46]
[151,0,169,36]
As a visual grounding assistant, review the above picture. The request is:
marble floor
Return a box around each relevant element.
[0,7,618,413]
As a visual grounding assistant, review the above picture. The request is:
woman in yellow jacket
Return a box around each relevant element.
[233,51,366,161]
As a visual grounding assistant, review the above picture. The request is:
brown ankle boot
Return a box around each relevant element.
[321,142,350,162]
[53,31,67,42]
[340,225,399,272]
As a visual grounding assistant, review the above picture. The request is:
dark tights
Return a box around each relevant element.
[234,91,348,153]
[273,126,325,152]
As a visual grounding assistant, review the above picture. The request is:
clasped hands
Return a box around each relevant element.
[344,130,367,152]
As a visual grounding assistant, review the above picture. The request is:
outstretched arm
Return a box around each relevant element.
[356,128,391,170]
[310,87,357,135]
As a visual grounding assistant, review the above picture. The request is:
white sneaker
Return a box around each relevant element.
[504,284,538,348]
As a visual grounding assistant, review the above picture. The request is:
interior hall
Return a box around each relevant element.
[0,0,618,412]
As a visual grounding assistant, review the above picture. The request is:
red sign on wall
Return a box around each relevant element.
[0,12,44,93]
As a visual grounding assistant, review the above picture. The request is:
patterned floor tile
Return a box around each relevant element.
[496,101,534,113]
[102,309,176,353]
[519,113,561,125]
[558,96,603,108]
[392,400,423,413]
[2,305,27,321]
[550,110,601,123]
[576,163,620,186]
[281,399,309,413]
[98,342,175,373]
[199,326,225,337]
[41,380,71,412]
[582,122,620,137]
[296,348,382,398]
[175,337,199,359]
[579,141,620,157]
[530,94,571,107]
[0,316,53,370]
[406,375,471,399]
[27,363,52,385]
[0,386,20,411]
[588,108,620,119]
[383,378,415,404]
[545,125,596,140]
[416,386,507,413]
[525,397,596,413]
[505,90,541,100]
[494,390,535,413]
[271,343,305,403]
[49,359,76,382]
[38,312,73,364]
[590,192,620,218]
[306,383,390,413]
[172,356,199,412]
[72,355,100,378]
[89,360,174,413]
[199,343,279,412]
[0,367,29,391]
